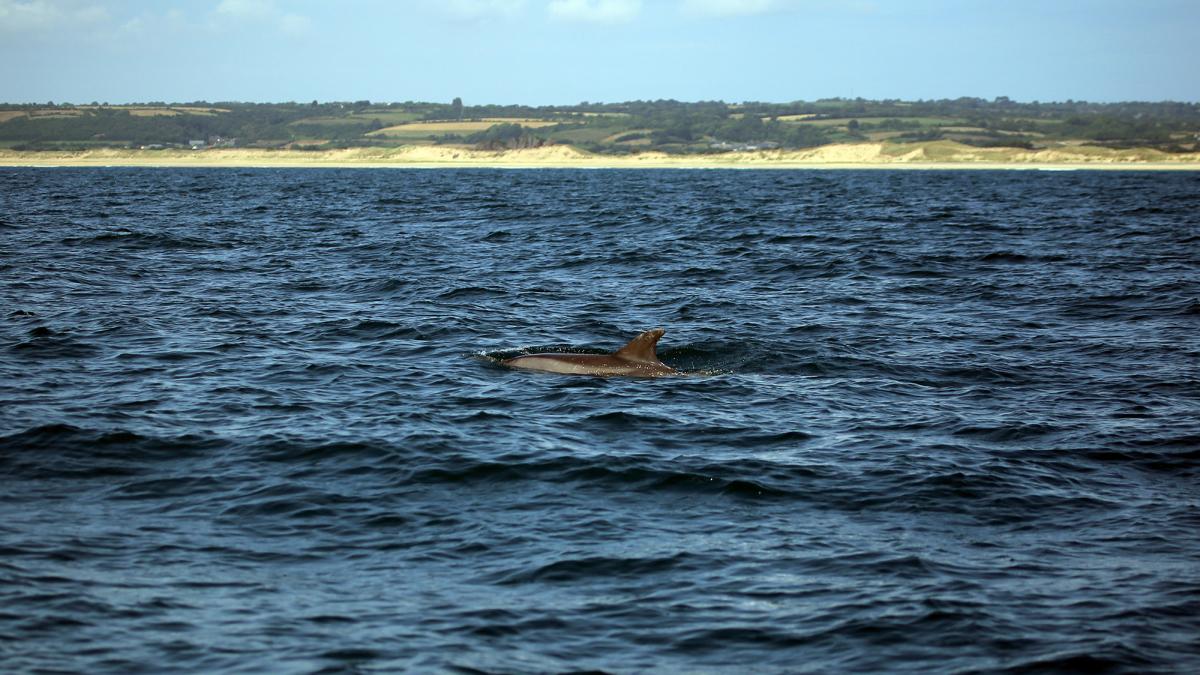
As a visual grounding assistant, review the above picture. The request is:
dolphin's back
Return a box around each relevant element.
[504,353,674,376]
[502,329,675,377]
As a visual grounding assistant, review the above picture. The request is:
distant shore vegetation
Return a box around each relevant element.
[2,97,1198,155]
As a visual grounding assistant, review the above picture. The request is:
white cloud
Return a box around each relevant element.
[548,0,641,24]
[215,0,274,19]
[213,0,311,37]
[679,0,780,17]
[115,8,185,39]
[0,0,62,30]
[679,0,880,17]
[0,0,107,32]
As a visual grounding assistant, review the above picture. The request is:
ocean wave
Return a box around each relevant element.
[3,167,1198,673]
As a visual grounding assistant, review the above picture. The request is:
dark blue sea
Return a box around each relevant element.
[2,167,1198,674]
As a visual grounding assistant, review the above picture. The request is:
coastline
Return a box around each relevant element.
[3,141,1199,170]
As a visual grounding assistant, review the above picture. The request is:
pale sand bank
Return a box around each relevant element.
[3,141,1199,170]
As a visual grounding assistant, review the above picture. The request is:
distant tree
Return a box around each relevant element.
[451,97,463,121]
[466,123,545,149]
[847,119,860,131]
[651,120,696,144]
[719,114,764,142]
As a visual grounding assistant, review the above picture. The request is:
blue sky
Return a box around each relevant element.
[1,0,1196,105]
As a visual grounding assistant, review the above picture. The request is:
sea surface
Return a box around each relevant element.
[1,167,1198,673]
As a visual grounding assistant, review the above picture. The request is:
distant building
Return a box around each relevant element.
[189,139,206,149]
[710,140,781,152]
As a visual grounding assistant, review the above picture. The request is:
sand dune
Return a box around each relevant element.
[2,141,1198,169]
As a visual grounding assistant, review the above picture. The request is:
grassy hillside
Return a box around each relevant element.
[2,98,1198,156]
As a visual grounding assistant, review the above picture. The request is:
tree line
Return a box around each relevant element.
[2,97,1197,152]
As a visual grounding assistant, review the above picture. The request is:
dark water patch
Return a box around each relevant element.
[340,277,411,295]
[1174,299,1200,315]
[218,486,351,520]
[975,250,1069,264]
[0,424,224,479]
[1078,443,1200,475]
[582,410,677,428]
[311,318,428,342]
[951,422,1060,443]
[9,326,101,359]
[282,278,330,292]
[109,476,224,501]
[489,552,697,585]
[481,229,511,242]
[437,285,509,300]
[59,229,229,250]
[991,648,1159,674]
[388,450,816,500]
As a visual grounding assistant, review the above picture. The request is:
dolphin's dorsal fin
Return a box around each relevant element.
[614,328,665,363]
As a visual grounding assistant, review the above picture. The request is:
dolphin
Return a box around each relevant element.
[502,328,676,377]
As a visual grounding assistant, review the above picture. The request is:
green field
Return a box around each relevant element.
[2,98,1197,154]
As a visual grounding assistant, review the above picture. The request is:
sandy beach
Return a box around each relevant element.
[2,141,1199,170]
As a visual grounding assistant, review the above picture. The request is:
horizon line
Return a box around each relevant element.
[4,96,1200,107]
